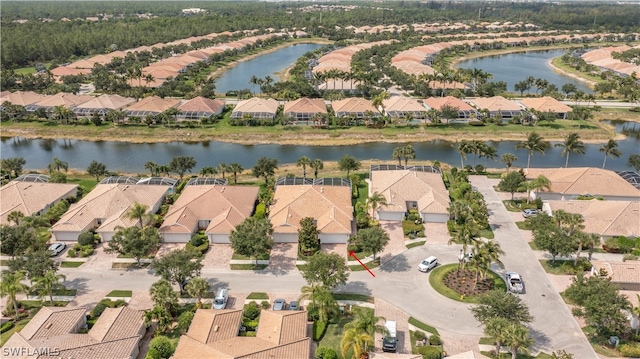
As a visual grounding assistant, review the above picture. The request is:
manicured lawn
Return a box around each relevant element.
[111,262,150,269]
[406,241,426,249]
[230,264,268,270]
[67,177,98,192]
[232,252,269,260]
[60,261,84,268]
[408,317,439,335]
[479,337,494,345]
[332,293,374,303]
[246,292,269,300]
[428,264,506,304]
[106,290,132,297]
[502,200,536,213]
[528,241,538,251]
[539,259,590,275]
[478,226,494,239]
[317,316,355,359]
[582,326,625,357]
[516,221,530,230]
[480,352,554,359]
[349,258,380,271]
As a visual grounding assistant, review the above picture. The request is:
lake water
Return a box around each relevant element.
[215,43,324,94]
[457,49,593,94]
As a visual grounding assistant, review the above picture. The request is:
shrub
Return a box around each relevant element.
[186,240,209,254]
[406,209,421,222]
[243,319,259,331]
[416,230,425,237]
[446,220,456,235]
[177,311,194,334]
[67,248,77,257]
[315,346,338,359]
[402,220,424,236]
[0,321,15,333]
[77,231,97,246]
[534,197,543,209]
[189,234,205,247]
[253,203,267,219]
[474,165,485,173]
[428,335,442,345]
[603,236,637,254]
[622,253,639,262]
[412,330,427,341]
[260,301,270,309]
[91,302,107,318]
[312,320,327,341]
[418,345,442,359]
[147,336,175,359]
[619,343,640,358]
[243,302,261,320]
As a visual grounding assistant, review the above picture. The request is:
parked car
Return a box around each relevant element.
[48,243,66,256]
[522,209,538,218]
[418,256,438,272]
[272,298,286,311]
[288,301,299,311]
[506,272,524,294]
[213,288,228,310]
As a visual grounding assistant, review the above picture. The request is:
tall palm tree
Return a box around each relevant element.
[126,202,149,228]
[47,157,69,174]
[456,140,474,168]
[366,192,388,219]
[310,158,324,179]
[515,132,549,169]
[217,162,229,179]
[296,156,311,178]
[307,286,339,323]
[584,233,600,261]
[481,144,498,168]
[599,139,622,169]
[500,153,518,173]
[7,211,24,226]
[477,240,505,279]
[448,201,469,223]
[228,163,244,184]
[145,161,159,177]
[448,218,480,268]
[402,144,416,166]
[345,307,386,336]
[34,270,66,305]
[484,317,510,357]
[528,175,551,203]
[341,328,373,359]
[149,279,178,314]
[199,166,217,177]
[555,133,585,168]
[391,146,404,166]
[0,271,29,318]
[144,305,172,334]
[185,277,210,308]
[503,323,533,359]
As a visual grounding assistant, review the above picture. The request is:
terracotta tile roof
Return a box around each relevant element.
[51,183,169,234]
[44,336,141,359]
[520,96,572,113]
[470,96,522,111]
[124,96,181,114]
[234,338,311,359]
[391,61,435,76]
[370,170,450,215]
[424,96,474,111]
[317,79,362,91]
[525,167,640,198]
[73,94,135,111]
[382,96,426,113]
[591,261,640,284]
[256,310,308,345]
[159,185,259,235]
[0,180,78,226]
[88,307,144,342]
[284,98,327,115]
[32,93,93,109]
[19,307,86,340]
[0,91,47,106]
[270,185,353,235]
[232,98,279,116]
[178,96,226,114]
[332,98,379,115]
[546,200,640,237]
[172,335,232,359]
[49,67,91,77]
[186,309,244,344]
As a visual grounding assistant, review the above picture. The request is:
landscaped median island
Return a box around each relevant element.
[428,264,507,303]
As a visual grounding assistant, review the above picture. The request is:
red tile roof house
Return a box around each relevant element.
[423,96,478,120]
[519,96,573,120]
[1,306,146,359]
[331,98,381,124]
[230,97,280,121]
[269,178,354,244]
[172,308,310,359]
[283,97,328,125]
[590,261,640,291]
[159,184,259,243]
[0,176,78,226]
[124,96,181,118]
[382,96,428,121]
[50,181,170,242]
[71,94,136,117]
[525,167,640,202]
[369,166,450,222]
[469,96,524,120]
[177,96,226,122]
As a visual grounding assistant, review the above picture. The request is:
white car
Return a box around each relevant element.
[506,272,524,294]
[522,209,538,218]
[48,243,66,256]
[418,256,438,272]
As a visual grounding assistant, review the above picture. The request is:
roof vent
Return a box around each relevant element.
[45,322,53,330]
[221,187,225,193]
[213,325,219,332]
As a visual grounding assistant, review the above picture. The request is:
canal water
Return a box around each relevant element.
[214,43,324,94]
[456,49,593,94]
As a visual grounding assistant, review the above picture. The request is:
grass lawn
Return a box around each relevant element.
[246,292,269,300]
[351,171,369,208]
[106,290,132,297]
[478,225,495,239]
[479,337,494,345]
[408,317,439,335]
[60,261,84,268]
[528,241,538,251]
[317,316,355,359]
[67,177,99,193]
[516,221,531,230]
[231,252,269,260]
[349,258,380,271]
[332,293,374,303]
[230,264,268,270]
[480,351,554,359]
[502,200,536,213]
[111,262,150,269]
[539,259,590,275]
[428,264,506,304]
[406,241,426,249]
[582,326,625,357]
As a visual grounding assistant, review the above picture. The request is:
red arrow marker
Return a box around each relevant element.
[349,250,375,277]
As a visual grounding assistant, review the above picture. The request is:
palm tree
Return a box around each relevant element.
[448,201,469,223]
[391,146,404,166]
[199,166,217,177]
[402,144,416,166]
[366,192,388,219]
[500,153,518,173]
[217,162,229,179]
[296,156,311,178]
[341,328,373,359]
[344,307,386,336]
[448,218,480,268]
[555,133,585,168]
[477,240,505,279]
[0,271,29,318]
[185,277,210,308]
[33,270,66,305]
[573,231,595,266]
[303,286,339,323]
[485,317,510,357]
[599,139,622,169]
[144,305,172,334]
[515,132,549,169]
[528,175,551,203]
[7,211,24,226]
[456,140,474,168]
[503,323,533,359]
[584,233,600,261]
[145,161,159,177]
[310,158,324,179]
[126,202,149,228]
[228,163,244,184]
[481,144,498,168]
[47,157,69,174]
[149,279,178,314]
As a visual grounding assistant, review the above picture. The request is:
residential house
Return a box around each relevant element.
[382,96,427,121]
[124,96,181,118]
[423,96,477,120]
[50,180,170,242]
[519,96,573,119]
[172,309,310,358]
[331,98,380,119]
[177,96,226,121]
[0,91,47,108]
[159,182,259,243]
[283,97,328,125]
[25,93,93,114]
[525,167,640,201]
[369,166,450,222]
[469,96,523,119]
[72,94,136,117]
[230,97,279,120]
[269,178,354,244]
[1,175,78,226]
[591,261,640,291]
[1,306,146,359]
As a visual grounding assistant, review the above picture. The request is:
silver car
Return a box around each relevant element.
[506,272,524,294]
[272,298,286,311]
[48,243,66,256]
[522,209,538,218]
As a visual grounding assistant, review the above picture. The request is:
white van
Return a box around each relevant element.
[382,320,397,353]
[417,256,438,272]
[213,288,228,309]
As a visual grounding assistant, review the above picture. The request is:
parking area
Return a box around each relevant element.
[373,298,411,354]
[321,243,347,260]
[203,243,234,269]
[267,243,297,272]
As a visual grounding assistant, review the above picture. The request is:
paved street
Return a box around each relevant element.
[469,175,597,358]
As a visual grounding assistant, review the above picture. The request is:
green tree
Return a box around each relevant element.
[33,269,66,305]
[47,157,68,174]
[498,170,526,200]
[599,139,622,169]
[144,305,173,334]
[7,211,24,226]
[147,335,176,358]
[199,166,217,177]
[169,156,197,180]
[0,270,29,318]
[628,153,640,171]
[185,277,210,308]
[8,250,56,282]
[484,317,510,357]
[126,202,149,228]
[449,218,480,268]
[86,160,108,181]
[298,217,320,256]
[366,191,387,219]
[301,252,349,290]
[217,162,228,179]
[105,226,162,266]
[515,132,549,169]
[503,323,533,359]
[308,285,340,323]
[0,157,26,179]
[150,249,203,294]
[470,290,533,326]
[529,175,552,203]
[500,153,518,173]
[150,278,179,314]
[528,213,574,264]
[392,146,404,166]
[230,217,274,265]
[338,155,360,177]
[310,158,324,179]
[252,157,279,182]
[228,163,244,184]
[355,226,390,260]
[402,144,416,166]
[341,328,373,359]
[297,156,312,178]
[344,307,386,336]
[145,161,159,177]
[551,350,574,359]
[555,133,585,168]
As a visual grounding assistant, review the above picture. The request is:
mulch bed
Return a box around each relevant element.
[443,268,495,297]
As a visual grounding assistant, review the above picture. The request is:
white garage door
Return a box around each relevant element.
[273,233,298,243]
[162,233,190,243]
[210,234,231,244]
[422,213,449,223]
[320,234,349,244]
[378,211,404,221]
